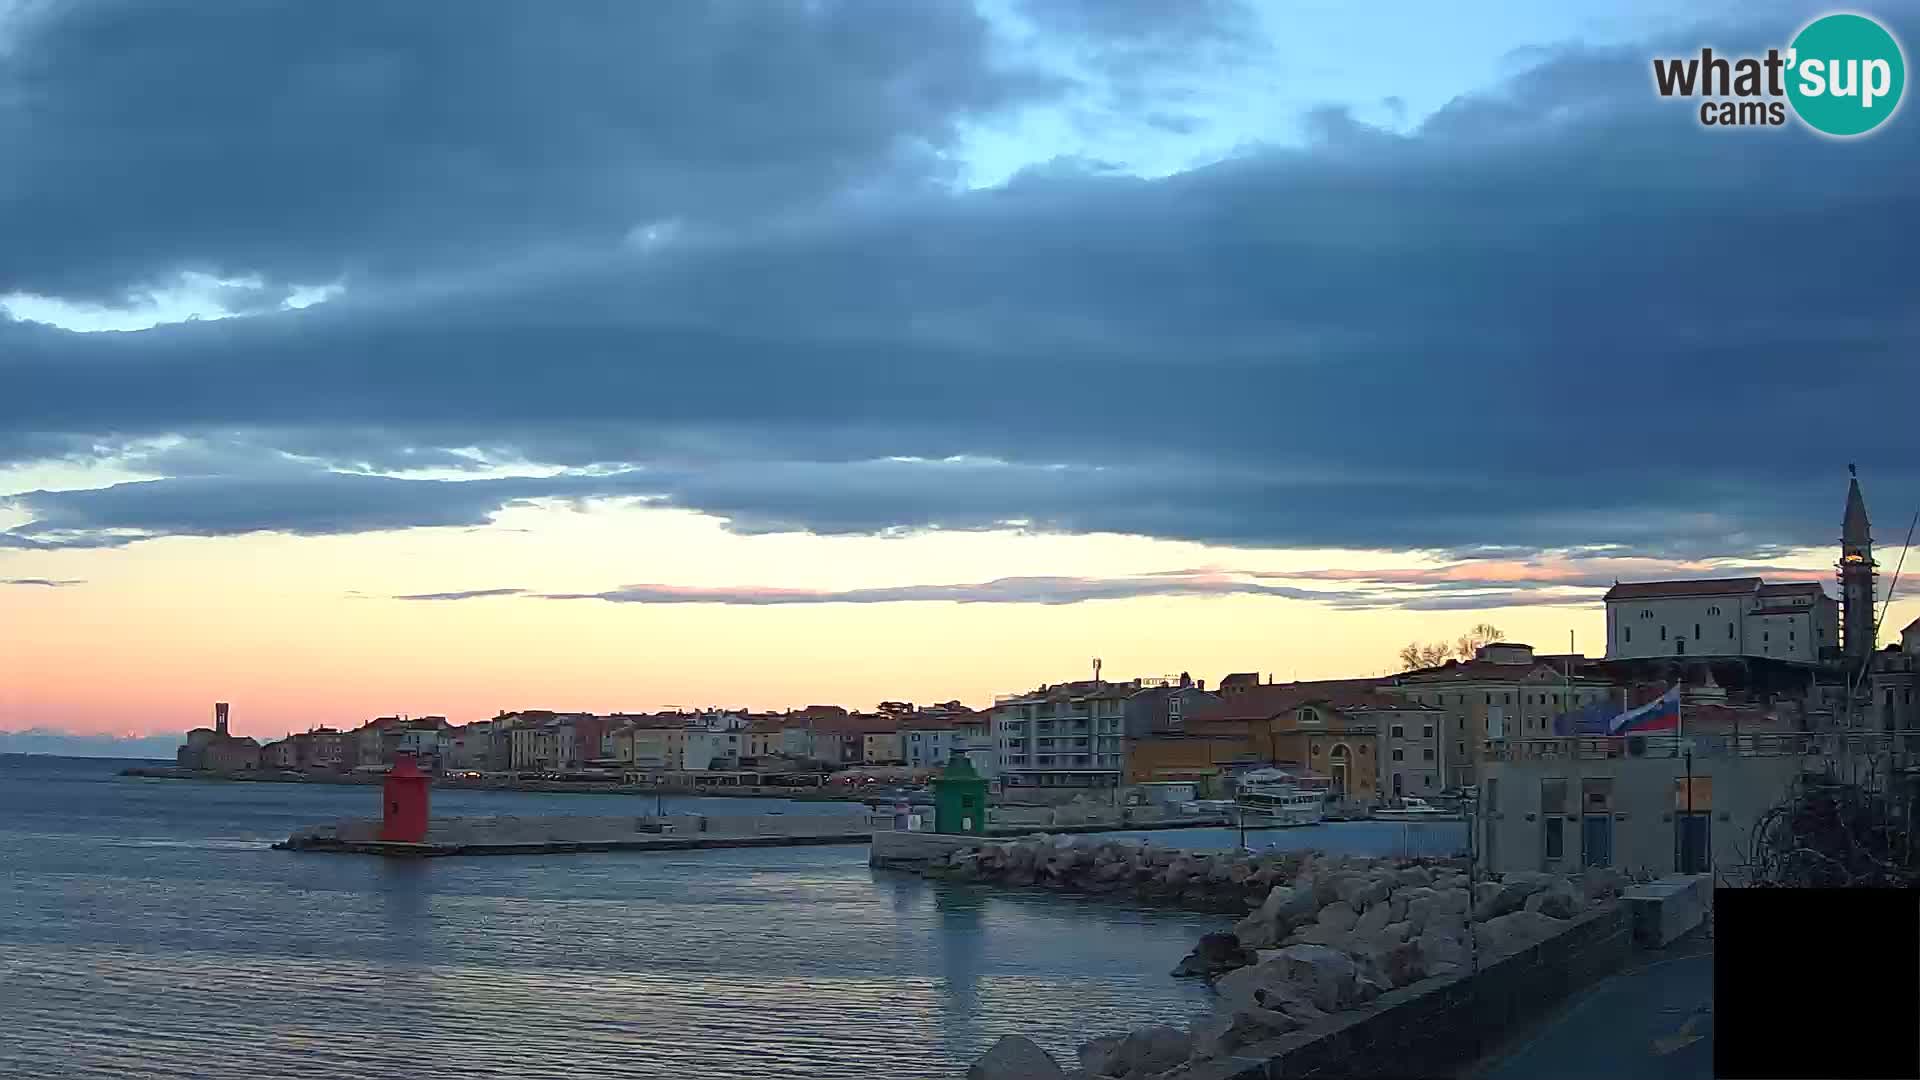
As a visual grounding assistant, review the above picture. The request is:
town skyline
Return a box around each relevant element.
[7,0,1919,745]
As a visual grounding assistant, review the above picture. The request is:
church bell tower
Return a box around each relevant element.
[1840,464,1878,664]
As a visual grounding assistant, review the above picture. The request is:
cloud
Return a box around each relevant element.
[394,588,527,601]
[0,0,1065,300]
[2,577,83,587]
[399,570,1351,607]
[4,5,1919,563]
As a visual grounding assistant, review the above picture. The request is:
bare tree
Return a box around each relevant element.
[1398,641,1454,671]
[1397,624,1505,671]
[1453,622,1506,660]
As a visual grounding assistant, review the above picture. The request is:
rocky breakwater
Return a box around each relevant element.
[964,852,1631,1080]
[923,834,1321,914]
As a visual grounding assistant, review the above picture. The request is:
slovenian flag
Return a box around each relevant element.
[1611,687,1681,735]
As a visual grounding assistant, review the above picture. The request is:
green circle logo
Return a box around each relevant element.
[1787,13,1906,136]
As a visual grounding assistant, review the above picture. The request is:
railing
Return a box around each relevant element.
[1483,731,1920,762]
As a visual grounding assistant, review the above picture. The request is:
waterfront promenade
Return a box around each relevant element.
[1470,927,1714,1080]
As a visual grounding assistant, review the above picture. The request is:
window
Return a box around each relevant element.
[1423,774,1433,789]
[1423,748,1435,761]
[1485,693,1492,705]
[1640,609,1653,619]
[1544,817,1565,860]
[1455,742,1465,757]
[1660,625,1667,641]
[1541,778,1567,815]
[1504,693,1512,704]
[1422,725,1435,739]
[1763,632,1769,643]
[1624,627,1631,643]
[1694,623,1701,640]
[1707,606,1721,616]
[1311,744,1321,755]
[1391,724,1404,738]
[1728,622,1735,639]
[1392,748,1404,761]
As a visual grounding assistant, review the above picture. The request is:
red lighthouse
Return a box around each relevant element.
[380,753,431,843]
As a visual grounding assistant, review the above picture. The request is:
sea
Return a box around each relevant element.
[0,754,1467,1080]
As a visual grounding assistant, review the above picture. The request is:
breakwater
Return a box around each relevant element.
[121,766,868,800]
[282,814,1232,857]
[902,833,1643,1079]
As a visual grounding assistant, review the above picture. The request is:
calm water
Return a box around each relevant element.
[0,756,1465,1080]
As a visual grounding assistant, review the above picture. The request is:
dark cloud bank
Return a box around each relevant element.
[3,1,1917,568]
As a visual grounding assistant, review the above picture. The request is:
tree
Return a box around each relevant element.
[1396,623,1507,671]
[1398,641,1454,671]
[1453,622,1507,661]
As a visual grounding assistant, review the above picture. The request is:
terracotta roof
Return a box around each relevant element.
[1189,684,1430,723]
[1603,578,1761,601]
[1758,582,1825,596]
[898,717,958,731]
[1219,672,1261,688]
[1397,659,1609,685]
[1905,617,1920,634]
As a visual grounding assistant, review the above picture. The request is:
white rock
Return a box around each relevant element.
[1316,900,1359,933]
[1352,900,1392,939]
[1273,943,1360,1012]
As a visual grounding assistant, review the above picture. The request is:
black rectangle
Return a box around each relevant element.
[1716,888,1920,1080]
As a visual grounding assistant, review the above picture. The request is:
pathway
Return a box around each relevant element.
[1469,929,1714,1080]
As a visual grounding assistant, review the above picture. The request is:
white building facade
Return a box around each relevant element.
[993,681,1130,788]
[1604,578,1836,663]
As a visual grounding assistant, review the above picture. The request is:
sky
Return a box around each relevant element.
[4,0,1919,746]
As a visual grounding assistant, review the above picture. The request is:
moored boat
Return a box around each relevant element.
[1372,796,1463,821]
[1233,768,1328,828]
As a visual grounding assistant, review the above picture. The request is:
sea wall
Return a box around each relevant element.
[960,840,1640,1079]
[1174,903,1633,1079]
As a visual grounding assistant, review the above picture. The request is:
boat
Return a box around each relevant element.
[1233,768,1328,828]
[1177,798,1239,817]
[1372,796,1463,821]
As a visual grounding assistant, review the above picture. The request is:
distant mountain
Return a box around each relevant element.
[0,728,183,759]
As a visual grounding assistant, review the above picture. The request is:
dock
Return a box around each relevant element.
[275,811,1232,857]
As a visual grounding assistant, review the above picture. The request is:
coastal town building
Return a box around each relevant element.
[900,715,957,768]
[176,702,261,772]
[1122,673,1222,736]
[1603,578,1837,664]
[1394,643,1615,788]
[994,679,1133,788]
[1130,683,1401,800]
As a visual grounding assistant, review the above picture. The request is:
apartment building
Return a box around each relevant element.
[993,679,1131,788]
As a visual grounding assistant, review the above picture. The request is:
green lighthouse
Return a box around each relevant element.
[932,753,988,835]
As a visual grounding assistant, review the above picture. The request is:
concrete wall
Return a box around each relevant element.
[1187,903,1634,1080]
[1478,749,1805,880]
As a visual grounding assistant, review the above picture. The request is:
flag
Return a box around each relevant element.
[1611,687,1681,735]
[1551,699,1617,736]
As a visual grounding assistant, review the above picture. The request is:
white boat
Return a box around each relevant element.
[1372,797,1461,821]
[1233,768,1328,828]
